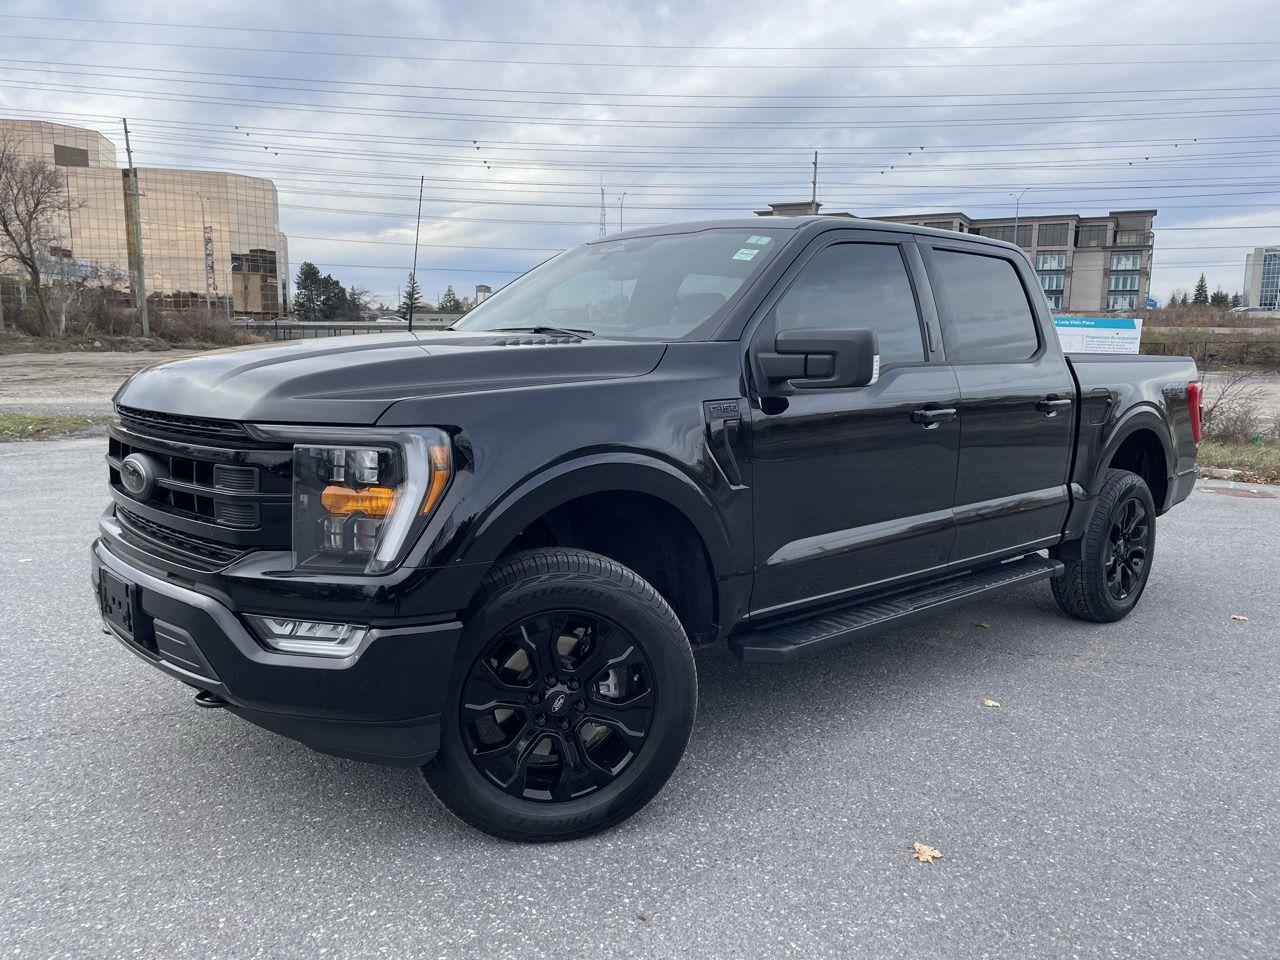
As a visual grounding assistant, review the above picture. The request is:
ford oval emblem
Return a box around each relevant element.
[120,452,158,500]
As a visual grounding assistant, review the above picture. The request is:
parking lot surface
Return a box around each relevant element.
[1,438,1276,959]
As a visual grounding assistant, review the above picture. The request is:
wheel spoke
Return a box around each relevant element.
[469,728,541,789]
[573,622,632,684]
[463,662,531,713]
[550,731,613,800]
[588,685,653,736]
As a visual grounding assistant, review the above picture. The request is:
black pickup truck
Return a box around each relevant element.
[92,217,1200,841]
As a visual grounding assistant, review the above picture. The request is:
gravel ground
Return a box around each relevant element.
[0,351,195,417]
[0,439,1276,959]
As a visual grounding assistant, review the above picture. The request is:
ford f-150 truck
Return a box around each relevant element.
[92,217,1201,841]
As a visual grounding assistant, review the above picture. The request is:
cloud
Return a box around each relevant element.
[2,0,1275,303]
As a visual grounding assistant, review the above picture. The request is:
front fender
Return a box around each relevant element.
[463,452,737,578]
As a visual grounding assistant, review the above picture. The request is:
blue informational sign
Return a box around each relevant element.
[1051,315,1143,354]
[1145,297,1158,309]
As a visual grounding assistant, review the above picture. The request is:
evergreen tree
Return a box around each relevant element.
[293,261,324,319]
[1180,292,1190,307]
[1230,292,1242,308]
[438,284,464,313]
[1192,273,1210,305]
[398,273,424,319]
[317,273,348,319]
[1209,288,1230,308]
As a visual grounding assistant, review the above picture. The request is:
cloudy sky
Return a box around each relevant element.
[2,0,1278,305]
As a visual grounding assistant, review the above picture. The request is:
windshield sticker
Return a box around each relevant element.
[732,248,761,261]
[745,235,773,245]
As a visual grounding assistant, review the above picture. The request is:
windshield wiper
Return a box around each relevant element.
[491,325,595,338]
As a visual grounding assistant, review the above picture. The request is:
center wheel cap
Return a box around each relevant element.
[546,691,570,715]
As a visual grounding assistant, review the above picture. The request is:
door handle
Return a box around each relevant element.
[1036,396,1073,416]
[910,407,957,429]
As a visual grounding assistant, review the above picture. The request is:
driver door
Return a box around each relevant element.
[747,237,961,617]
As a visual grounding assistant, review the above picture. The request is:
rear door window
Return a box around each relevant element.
[928,249,1039,362]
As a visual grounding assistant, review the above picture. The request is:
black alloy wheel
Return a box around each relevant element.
[1051,468,1157,623]
[460,611,656,802]
[422,548,697,842]
[1104,497,1150,602]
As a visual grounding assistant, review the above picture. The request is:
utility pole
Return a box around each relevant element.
[121,119,150,336]
[810,151,819,215]
[599,181,607,237]
[408,175,423,331]
[619,192,627,232]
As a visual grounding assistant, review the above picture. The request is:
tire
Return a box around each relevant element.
[1051,468,1157,623]
[423,548,697,842]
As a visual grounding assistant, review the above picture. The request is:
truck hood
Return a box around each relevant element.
[113,330,667,426]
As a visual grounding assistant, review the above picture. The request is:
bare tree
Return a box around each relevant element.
[1200,371,1265,442]
[0,133,76,334]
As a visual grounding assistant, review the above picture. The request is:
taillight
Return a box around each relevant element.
[1187,381,1203,445]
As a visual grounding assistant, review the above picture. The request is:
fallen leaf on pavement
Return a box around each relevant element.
[974,622,990,629]
[912,842,942,864]
[1230,614,1249,621]
[636,914,648,923]
[981,698,1001,708]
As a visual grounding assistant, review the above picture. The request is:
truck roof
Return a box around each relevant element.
[599,216,1024,254]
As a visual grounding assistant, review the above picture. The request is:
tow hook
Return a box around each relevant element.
[194,690,228,709]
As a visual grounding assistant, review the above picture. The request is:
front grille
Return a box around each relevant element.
[107,412,293,561]
[117,508,247,571]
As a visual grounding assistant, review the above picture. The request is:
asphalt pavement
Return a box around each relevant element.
[1,438,1276,959]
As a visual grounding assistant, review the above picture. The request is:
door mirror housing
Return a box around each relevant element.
[758,327,880,391]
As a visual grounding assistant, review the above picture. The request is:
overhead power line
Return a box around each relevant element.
[5,60,1280,113]
[1,32,1276,69]
[6,77,1278,130]
[3,14,1277,52]
[5,56,1280,105]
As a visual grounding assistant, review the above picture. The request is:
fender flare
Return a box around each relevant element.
[463,452,735,578]
[1089,403,1175,498]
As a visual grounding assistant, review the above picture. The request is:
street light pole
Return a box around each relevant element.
[408,174,423,331]
[1012,187,1031,245]
[619,192,627,232]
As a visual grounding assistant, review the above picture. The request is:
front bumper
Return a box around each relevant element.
[90,537,463,767]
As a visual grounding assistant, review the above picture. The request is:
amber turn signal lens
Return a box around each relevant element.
[320,484,398,517]
[421,442,452,516]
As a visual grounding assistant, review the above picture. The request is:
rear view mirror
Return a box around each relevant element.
[758,328,880,391]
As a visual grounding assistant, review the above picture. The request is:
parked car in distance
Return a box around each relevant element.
[93,217,1200,841]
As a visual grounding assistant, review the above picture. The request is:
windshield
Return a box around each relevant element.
[454,228,785,340]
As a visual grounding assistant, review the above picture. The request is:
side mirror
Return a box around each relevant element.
[758,327,880,391]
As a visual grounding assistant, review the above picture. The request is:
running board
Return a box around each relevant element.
[729,555,1064,664]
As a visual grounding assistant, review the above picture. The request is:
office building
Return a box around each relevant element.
[1243,247,1280,309]
[755,202,1156,313]
[0,119,288,318]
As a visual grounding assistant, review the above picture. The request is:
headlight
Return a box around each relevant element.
[270,427,452,574]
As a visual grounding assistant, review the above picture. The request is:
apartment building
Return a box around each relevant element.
[755,202,1156,313]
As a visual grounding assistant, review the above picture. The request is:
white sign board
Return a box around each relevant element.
[1052,315,1143,354]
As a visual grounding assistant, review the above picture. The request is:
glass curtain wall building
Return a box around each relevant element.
[1,119,288,318]
[1243,247,1280,309]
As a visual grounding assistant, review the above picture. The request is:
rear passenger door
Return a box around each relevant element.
[919,242,1075,566]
